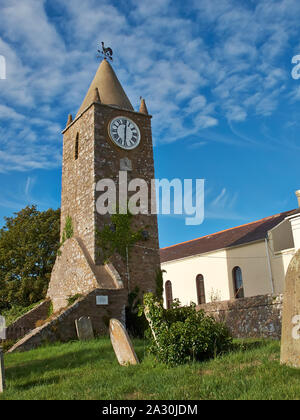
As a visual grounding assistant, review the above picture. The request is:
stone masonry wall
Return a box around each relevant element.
[1,300,51,342]
[94,103,161,295]
[60,106,96,260]
[47,237,120,312]
[8,288,128,353]
[197,294,283,339]
[47,102,161,311]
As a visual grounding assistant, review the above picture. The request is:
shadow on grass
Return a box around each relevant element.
[6,345,113,381]
[6,339,148,387]
[13,374,68,391]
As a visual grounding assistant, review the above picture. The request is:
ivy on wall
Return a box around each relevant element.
[155,268,166,303]
[96,211,147,263]
[62,215,74,243]
[97,209,151,337]
[57,215,74,256]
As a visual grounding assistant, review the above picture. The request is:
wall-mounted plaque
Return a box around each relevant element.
[96,295,108,305]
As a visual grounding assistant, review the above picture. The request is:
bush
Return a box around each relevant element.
[143,294,233,366]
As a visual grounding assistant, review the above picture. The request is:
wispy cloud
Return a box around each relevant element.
[0,175,58,211]
[1,0,300,174]
[205,186,247,221]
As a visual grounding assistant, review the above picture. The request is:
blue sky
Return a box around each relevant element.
[0,0,300,248]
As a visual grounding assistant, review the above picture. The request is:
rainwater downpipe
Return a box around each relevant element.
[265,235,275,294]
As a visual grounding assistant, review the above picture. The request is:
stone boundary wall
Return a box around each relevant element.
[1,300,51,342]
[8,288,128,353]
[197,294,283,340]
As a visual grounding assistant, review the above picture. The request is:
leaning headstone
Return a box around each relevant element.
[0,347,5,393]
[109,319,139,366]
[75,317,94,341]
[280,249,300,368]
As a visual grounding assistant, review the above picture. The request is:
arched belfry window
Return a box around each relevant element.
[196,274,206,304]
[165,280,173,309]
[74,133,79,160]
[233,267,244,299]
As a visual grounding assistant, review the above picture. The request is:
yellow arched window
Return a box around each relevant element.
[233,267,244,299]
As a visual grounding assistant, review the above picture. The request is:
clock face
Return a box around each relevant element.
[109,116,141,150]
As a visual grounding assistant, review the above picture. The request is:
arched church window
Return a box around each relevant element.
[165,280,173,309]
[75,133,79,160]
[196,274,206,304]
[233,267,244,299]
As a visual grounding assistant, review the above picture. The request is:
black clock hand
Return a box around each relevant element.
[124,121,128,146]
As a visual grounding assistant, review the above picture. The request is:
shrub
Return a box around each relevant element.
[142,293,233,366]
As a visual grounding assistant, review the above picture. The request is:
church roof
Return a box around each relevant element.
[76,59,134,116]
[160,208,300,263]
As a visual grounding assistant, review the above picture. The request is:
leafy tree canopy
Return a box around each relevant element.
[0,205,60,310]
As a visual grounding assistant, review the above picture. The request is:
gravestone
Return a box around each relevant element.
[0,347,4,393]
[109,319,139,366]
[0,316,5,340]
[75,317,94,341]
[280,249,300,368]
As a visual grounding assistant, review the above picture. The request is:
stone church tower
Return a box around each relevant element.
[47,59,161,330]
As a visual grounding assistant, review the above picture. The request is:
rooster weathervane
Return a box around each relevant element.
[98,42,113,61]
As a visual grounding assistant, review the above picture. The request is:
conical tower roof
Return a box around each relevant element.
[76,59,134,116]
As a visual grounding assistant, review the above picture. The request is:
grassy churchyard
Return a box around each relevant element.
[0,338,300,400]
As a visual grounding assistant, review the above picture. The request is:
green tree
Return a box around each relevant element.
[0,205,60,310]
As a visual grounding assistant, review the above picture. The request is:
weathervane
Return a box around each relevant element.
[97,42,113,61]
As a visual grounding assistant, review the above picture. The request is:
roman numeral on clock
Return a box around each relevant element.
[109,116,140,150]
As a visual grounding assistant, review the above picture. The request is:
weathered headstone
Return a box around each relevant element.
[75,317,94,341]
[0,316,5,340]
[0,347,5,393]
[280,250,300,368]
[109,319,139,366]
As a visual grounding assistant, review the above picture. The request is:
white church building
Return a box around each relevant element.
[160,191,300,308]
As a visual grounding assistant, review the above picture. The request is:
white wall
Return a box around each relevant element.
[162,239,295,307]
[162,249,229,307]
[290,215,300,250]
[225,241,272,298]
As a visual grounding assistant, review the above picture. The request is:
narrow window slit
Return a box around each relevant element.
[75,133,79,160]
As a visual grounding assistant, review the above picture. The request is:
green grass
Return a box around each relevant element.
[0,338,300,400]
